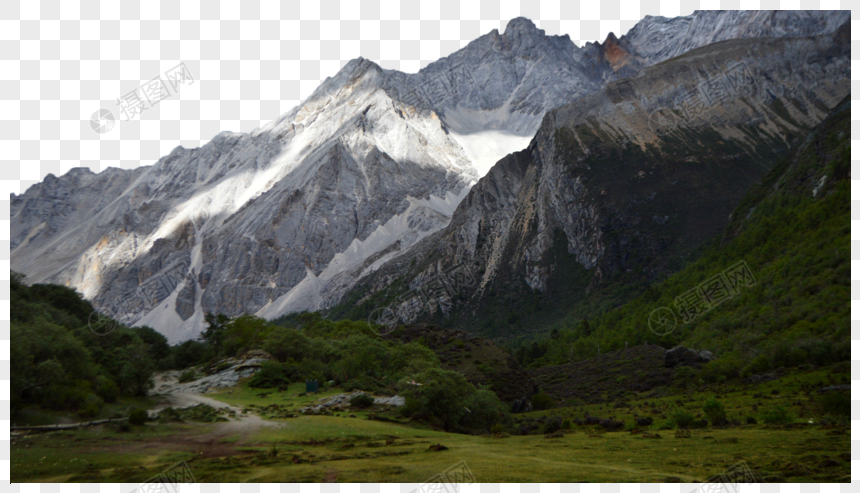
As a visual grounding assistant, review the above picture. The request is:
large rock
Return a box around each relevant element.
[664,346,716,369]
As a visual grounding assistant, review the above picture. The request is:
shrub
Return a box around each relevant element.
[221,315,274,357]
[341,375,384,393]
[635,416,653,427]
[128,408,148,426]
[815,391,849,416]
[77,394,103,419]
[530,392,554,411]
[402,368,510,433]
[263,327,315,362]
[248,361,291,388]
[178,369,198,383]
[349,393,376,408]
[761,405,793,425]
[94,376,120,403]
[561,419,572,430]
[459,389,511,433]
[543,416,563,434]
[600,419,625,431]
[670,409,696,429]
[703,398,728,426]
[118,341,156,397]
[746,416,757,425]
[701,356,743,383]
[673,366,699,389]
[490,423,507,434]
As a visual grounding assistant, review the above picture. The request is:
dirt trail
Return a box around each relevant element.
[151,371,283,439]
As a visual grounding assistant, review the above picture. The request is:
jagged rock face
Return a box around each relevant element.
[12,59,482,342]
[8,20,601,342]
[10,13,850,342]
[387,17,598,136]
[619,10,850,67]
[580,10,850,84]
[348,23,851,337]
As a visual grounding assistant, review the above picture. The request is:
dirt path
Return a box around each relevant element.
[150,368,283,443]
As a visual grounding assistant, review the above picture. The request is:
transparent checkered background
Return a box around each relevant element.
[0,0,856,488]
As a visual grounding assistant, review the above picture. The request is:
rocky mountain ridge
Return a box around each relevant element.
[10,11,850,341]
[338,21,851,338]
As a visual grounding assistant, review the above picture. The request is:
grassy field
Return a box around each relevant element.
[11,374,850,483]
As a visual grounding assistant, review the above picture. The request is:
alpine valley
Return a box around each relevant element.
[9,9,853,484]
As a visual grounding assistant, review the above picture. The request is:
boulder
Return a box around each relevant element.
[664,346,715,368]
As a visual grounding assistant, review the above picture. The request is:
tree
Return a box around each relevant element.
[401,368,476,431]
[221,315,273,356]
[201,313,230,353]
[118,340,155,397]
[134,326,170,362]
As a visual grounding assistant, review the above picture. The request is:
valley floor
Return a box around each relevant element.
[10,376,851,483]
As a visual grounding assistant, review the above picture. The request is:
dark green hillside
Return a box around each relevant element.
[10,275,173,420]
[522,95,851,375]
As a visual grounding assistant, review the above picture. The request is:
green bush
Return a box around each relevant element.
[815,391,849,417]
[673,366,699,389]
[761,405,793,425]
[247,361,290,388]
[701,356,743,383]
[459,389,511,432]
[401,368,510,433]
[703,398,728,426]
[178,369,198,383]
[542,416,563,434]
[94,376,120,403]
[530,392,554,411]
[341,375,384,393]
[490,423,507,434]
[561,419,572,430]
[670,409,696,429]
[77,394,104,419]
[128,408,148,426]
[221,315,274,357]
[349,393,375,408]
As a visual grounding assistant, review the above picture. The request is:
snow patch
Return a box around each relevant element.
[449,130,534,177]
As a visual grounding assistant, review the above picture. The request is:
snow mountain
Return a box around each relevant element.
[10,11,850,341]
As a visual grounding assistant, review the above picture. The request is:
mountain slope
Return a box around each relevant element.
[12,59,480,341]
[530,92,851,371]
[10,12,849,341]
[337,22,851,339]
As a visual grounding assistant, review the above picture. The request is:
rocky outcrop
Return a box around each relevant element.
[299,391,405,414]
[664,346,716,369]
[151,356,271,395]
